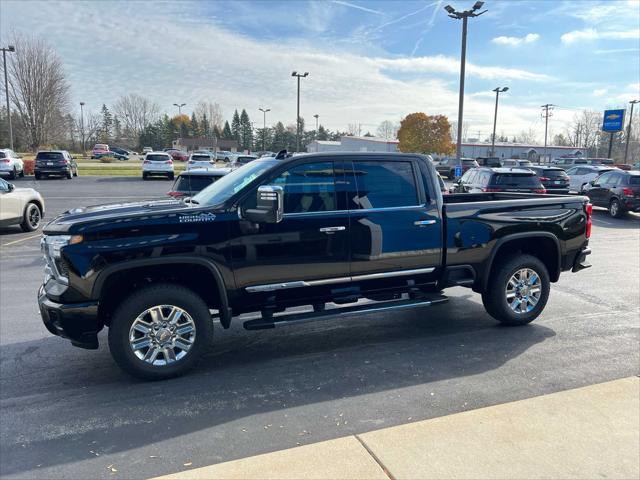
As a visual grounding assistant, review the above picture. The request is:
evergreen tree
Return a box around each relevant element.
[100,104,113,142]
[222,121,232,139]
[190,113,199,137]
[240,109,253,151]
[201,113,210,137]
[271,122,287,151]
[231,110,241,144]
[317,125,328,141]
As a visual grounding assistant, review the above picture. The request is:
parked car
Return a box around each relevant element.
[193,150,213,156]
[527,166,571,194]
[435,157,479,179]
[233,155,258,167]
[37,151,592,379]
[501,159,534,168]
[0,149,25,179]
[436,172,447,195]
[167,168,231,199]
[613,164,632,171]
[0,177,45,231]
[565,165,616,192]
[585,158,615,166]
[584,169,640,218]
[552,157,588,167]
[216,150,234,162]
[109,147,130,160]
[91,144,110,159]
[142,147,153,155]
[186,153,216,171]
[475,156,501,167]
[165,149,188,162]
[34,150,78,179]
[142,152,174,180]
[450,167,546,194]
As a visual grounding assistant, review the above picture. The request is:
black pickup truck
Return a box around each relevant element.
[38,152,592,379]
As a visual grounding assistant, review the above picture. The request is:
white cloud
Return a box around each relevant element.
[561,28,640,44]
[592,89,608,97]
[491,33,540,46]
[374,55,552,81]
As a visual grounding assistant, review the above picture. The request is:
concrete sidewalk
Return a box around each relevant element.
[154,377,639,480]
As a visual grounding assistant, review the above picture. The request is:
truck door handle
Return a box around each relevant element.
[319,226,346,233]
[414,220,437,226]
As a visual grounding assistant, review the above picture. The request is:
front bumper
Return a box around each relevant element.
[38,286,101,349]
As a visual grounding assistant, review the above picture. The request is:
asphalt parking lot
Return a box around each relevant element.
[1,176,639,479]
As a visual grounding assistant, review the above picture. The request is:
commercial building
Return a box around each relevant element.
[172,137,239,153]
[307,136,399,153]
[460,142,587,162]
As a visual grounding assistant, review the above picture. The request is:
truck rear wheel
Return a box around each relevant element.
[481,254,550,326]
[108,284,213,380]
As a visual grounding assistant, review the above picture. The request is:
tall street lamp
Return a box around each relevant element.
[444,2,487,159]
[1,45,16,151]
[490,87,509,156]
[258,107,270,151]
[313,114,319,131]
[79,102,86,156]
[291,71,309,152]
[173,103,186,115]
[624,99,639,164]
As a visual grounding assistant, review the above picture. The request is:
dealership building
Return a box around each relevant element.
[307,136,400,153]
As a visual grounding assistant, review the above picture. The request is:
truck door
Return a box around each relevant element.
[231,159,351,305]
[345,157,443,288]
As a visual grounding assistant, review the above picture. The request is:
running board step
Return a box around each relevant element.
[243,294,448,331]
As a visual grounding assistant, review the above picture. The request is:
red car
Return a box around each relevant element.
[91,144,110,159]
[164,149,188,162]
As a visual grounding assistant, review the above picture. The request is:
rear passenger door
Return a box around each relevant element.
[346,157,442,288]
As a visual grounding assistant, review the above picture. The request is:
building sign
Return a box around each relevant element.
[602,109,625,132]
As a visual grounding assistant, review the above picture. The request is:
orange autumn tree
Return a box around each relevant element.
[397,113,455,155]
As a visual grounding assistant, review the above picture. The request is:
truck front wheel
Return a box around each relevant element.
[481,254,550,326]
[108,284,213,380]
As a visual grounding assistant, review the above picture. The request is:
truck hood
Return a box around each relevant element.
[44,198,198,233]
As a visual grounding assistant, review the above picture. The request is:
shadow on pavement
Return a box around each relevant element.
[591,209,640,229]
[0,296,555,476]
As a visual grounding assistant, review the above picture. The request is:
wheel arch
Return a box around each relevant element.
[478,232,561,292]
[94,257,232,328]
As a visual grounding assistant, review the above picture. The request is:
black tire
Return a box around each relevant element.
[9,167,16,180]
[108,284,213,380]
[73,168,78,177]
[34,172,41,180]
[609,198,624,218]
[19,169,25,178]
[20,202,42,232]
[481,254,550,326]
[168,173,175,180]
[66,170,73,179]
[142,173,148,180]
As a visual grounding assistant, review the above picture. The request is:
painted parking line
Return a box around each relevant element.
[0,234,42,247]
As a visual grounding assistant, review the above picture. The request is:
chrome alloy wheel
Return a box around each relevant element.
[28,205,41,229]
[505,268,542,314]
[129,305,196,366]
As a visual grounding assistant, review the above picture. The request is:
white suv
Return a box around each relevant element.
[186,153,215,171]
[142,152,174,180]
[0,177,45,231]
[0,149,25,179]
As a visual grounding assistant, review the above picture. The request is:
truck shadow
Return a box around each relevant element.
[591,209,640,229]
[0,296,554,476]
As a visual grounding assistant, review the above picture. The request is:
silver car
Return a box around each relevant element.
[0,149,25,180]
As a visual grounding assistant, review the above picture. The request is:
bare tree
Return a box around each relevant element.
[113,94,160,140]
[515,128,539,144]
[7,34,71,149]
[565,110,601,151]
[346,123,361,136]
[376,120,399,139]
[194,101,224,130]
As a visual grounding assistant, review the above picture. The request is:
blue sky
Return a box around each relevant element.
[2,0,639,140]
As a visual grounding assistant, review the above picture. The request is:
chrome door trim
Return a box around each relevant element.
[245,267,435,292]
[414,220,437,226]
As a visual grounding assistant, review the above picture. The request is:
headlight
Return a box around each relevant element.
[43,235,71,259]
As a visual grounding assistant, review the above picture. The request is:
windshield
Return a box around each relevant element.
[462,159,479,166]
[191,155,211,161]
[146,154,170,161]
[192,159,278,206]
[492,174,541,187]
[36,152,64,160]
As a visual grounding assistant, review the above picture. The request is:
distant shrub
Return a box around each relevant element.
[23,159,35,175]
[99,154,115,163]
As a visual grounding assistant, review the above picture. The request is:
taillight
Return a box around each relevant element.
[188,160,194,164]
[585,203,592,238]
[534,188,547,194]
[0,159,10,163]
[143,160,151,164]
[483,187,503,192]
[539,177,550,181]
[622,187,633,196]
[167,191,183,198]
[165,160,173,164]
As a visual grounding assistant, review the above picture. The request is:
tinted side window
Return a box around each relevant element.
[352,161,419,209]
[272,161,336,213]
[596,172,613,185]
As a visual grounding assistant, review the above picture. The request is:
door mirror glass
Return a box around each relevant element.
[243,185,283,223]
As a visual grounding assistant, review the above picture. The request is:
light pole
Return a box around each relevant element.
[2,45,16,151]
[79,102,86,156]
[490,87,508,156]
[313,114,319,131]
[444,2,487,159]
[291,71,309,152]
[541,104,555,163]
[624,99,639,164]
[173,103,186,115]
[258,107,270,151]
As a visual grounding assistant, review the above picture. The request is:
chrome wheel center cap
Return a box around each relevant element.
[157,329,171,343]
